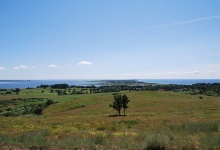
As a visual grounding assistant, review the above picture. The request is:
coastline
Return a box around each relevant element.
[0,79,220,89]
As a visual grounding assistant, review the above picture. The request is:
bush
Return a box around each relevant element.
[33,107,43,115]
[46,99,54,106]
[5,91,12,94]
[96,127,106,131]
[201,134,220,149]
[141,131,169,150]
[187,122,219,133]
[4,111,18,117]
[91,135,105,145]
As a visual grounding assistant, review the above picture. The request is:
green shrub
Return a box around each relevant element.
[33,107,43,115]
[96,126,106,131]
[200,134,220,149]
[46,99,54,106]
[0,132,49,147]
[187,122,219,133]
[91,135,105,145]
[141,131,169,150]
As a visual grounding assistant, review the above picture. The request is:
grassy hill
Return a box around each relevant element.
[0,88,220,149]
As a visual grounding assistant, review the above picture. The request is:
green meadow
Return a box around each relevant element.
[0,88,220,149]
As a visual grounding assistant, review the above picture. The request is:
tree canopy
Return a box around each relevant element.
[110,94,130,116]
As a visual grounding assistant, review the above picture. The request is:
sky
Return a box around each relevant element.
[0,0,220,79]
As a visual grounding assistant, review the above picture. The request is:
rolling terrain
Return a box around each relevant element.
[0,88,220,149]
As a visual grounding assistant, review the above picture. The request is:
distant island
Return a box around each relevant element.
[87,79,149,86]
[0,80,31,82]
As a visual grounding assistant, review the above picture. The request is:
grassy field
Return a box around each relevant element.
[0,88,220,149]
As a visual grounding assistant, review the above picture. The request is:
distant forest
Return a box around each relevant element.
[35,82,220,97]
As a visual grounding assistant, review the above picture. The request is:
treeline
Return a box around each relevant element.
[94,85,142,93]
[0,88,20,95]
[191,83,220,96]
[37,84,69,89]
[93,83,220,96]
[141,83,220,96]
[38,84,97,89]
[36,83,220,96]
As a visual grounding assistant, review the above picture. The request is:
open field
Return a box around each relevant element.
[0,88,220,149]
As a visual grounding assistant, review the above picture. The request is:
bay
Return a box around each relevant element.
[0,80,101,89]
[0,79,220,89]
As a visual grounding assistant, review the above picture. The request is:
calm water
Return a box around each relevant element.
[139,79,220,85]
[0,79,220,89]
[0,80,101,89]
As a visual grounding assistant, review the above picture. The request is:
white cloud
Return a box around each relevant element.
[0,67,5,71]
[13,65,28,70]
[78,61,93,65]
[48,64,58,68]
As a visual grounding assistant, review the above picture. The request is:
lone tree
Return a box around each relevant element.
[110,94,130,116]
[122,94,130,116]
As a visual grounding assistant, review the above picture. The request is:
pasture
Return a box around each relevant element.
[0,88,220,149]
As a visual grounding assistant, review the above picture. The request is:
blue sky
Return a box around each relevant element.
[1,0,220,79]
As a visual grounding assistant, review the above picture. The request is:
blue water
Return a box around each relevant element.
[0,79,220,89]
[139,79,220,85]
[0,80,101,89]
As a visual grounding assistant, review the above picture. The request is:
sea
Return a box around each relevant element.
[139,79,220,85]
[0,79,220,89]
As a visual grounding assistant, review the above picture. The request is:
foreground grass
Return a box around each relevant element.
[0,89,220,149]
[1,123,220,149]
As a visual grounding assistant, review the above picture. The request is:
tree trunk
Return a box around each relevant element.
[119,109,121,116]
[124,108,125,116]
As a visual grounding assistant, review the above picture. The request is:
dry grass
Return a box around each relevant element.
[0,89,220,149]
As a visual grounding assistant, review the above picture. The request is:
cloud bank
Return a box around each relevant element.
[12,64,59,71]
[13,65,28,70]
[78,61,93,65]
[48,64,58,68]
[0,67,5,71]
